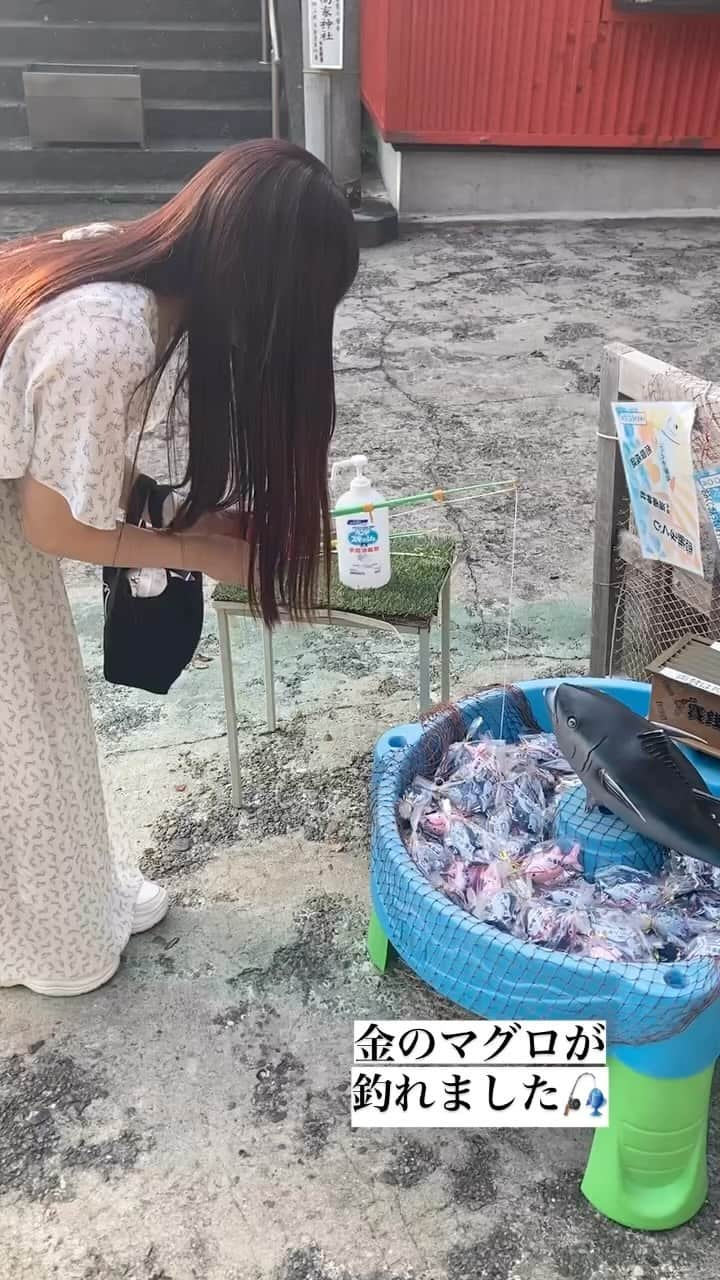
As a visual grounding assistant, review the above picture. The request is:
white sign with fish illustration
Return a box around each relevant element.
[613,401,703,577]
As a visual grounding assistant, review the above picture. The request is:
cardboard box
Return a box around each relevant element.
[649,635,720,760]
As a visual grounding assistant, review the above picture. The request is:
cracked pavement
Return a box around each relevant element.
[2,204,720,1278]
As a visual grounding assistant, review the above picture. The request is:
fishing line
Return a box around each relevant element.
[387,486,519,538]
[500,485,520,740]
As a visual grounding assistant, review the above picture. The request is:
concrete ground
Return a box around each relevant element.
[3,204,720,1280]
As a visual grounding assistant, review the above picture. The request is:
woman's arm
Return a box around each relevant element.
[20,475,250,584]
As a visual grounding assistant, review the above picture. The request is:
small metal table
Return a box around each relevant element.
[212,535,456,805]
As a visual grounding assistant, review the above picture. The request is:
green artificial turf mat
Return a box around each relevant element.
[213,533,456,624]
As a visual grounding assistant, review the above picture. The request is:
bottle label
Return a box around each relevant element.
[348,526,379,548]
[340,513,387,578]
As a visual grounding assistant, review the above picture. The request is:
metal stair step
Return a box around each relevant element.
[0,20,262,62]
[0,135,230,182]
[0,58,270,103]
[0,1,260,20]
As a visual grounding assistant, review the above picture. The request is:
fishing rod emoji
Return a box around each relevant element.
[564,1072,607,1119]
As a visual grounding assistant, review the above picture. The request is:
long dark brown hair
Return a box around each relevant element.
[0,140,359,623]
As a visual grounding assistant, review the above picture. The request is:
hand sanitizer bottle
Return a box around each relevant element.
[331,455,391,589]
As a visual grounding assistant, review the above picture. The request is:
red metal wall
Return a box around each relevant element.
[361,0,720,148]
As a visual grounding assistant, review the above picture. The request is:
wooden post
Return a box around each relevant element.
[589,343,631,677]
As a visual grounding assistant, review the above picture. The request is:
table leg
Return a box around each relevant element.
[262,624,278,732]
[216,608,242,806]
[440,575,451,703]
[418,627,431,713]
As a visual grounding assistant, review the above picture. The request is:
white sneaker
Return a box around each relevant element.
[1,880,170,997]
[131,879,170,934]
[9,956,121,998]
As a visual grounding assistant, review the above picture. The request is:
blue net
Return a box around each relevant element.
[371,683,720,1046]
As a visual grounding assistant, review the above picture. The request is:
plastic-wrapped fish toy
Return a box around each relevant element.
[473,889,521,932]
[465,862,489,907]
[586,908,654,963]
[543,881,595,912]
[686,933,720,960]
[523,901,573,949]
[479,857,517,899]
[595,866,666,914]
[422,799,484,862]
[584,936,625,962]
[672,854,720,892]
[440,856,469,903]
[662,872,701,903]
[397,778,434,825]
[480,831,526,863]
[438,776,497,817]
[486,802,515,844]
[437,737,504,785]
[510,772,548,839]
[408,837,454,885]
[519,733,576,776]
[421,807,452,841]
[694,893,720,924]
[650,910,713,948]
[523,843,582,887]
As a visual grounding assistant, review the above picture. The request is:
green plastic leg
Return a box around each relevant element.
[582,1055,715,1230]
[367,909,393,972]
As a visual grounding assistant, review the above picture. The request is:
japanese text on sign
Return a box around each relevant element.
[308,0,344,70]
[613,401,703,577]
[351,1021,609,1129]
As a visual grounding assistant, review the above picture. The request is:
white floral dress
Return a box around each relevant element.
[0,282,165,992]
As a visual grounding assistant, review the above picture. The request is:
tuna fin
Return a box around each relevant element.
[637,729,689,777]
[692,789,720,824]
[599,769,647,823]
[650,721,709,746]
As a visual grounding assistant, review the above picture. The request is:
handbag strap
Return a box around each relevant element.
[125,473,157,527]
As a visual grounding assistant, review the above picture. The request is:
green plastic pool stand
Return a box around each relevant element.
[582,1056,714,1230]
[366,910,715,1231]
[367,908,392,973]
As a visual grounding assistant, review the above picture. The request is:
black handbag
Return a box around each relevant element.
[102,474,204,695]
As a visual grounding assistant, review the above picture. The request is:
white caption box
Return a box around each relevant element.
[353,1020,607,1068]
[351,1065,610,1129]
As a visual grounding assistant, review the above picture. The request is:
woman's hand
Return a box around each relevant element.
[190,510,254,541]
[196,532,251,586]
[20,475,251,588]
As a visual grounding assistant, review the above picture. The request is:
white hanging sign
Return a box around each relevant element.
[308,0,344,70]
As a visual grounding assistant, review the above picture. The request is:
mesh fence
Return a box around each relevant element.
[606,373,720,680]
[371,686,720,1047]
[610,504,718,680]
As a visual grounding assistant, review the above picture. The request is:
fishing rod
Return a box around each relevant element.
[329,478,517,520]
